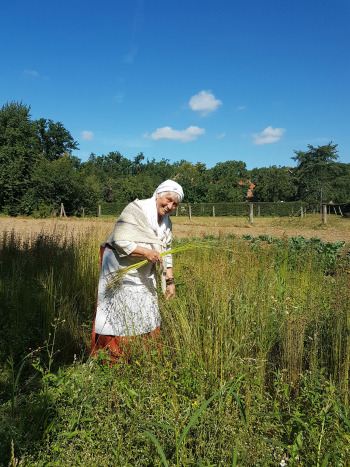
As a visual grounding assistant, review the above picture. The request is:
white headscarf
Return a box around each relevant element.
[154,180,184,203]
[143,180,184,239]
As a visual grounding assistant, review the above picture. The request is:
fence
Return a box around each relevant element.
[99,201,308,218]
[170,201,308,218]
[56,201,350,219]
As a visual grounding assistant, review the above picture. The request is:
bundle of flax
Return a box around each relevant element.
[107,243,206,290]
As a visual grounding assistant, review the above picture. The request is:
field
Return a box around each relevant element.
[1,214,350,243]
[0,215,350,466]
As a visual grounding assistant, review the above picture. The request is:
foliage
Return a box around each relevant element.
[252,166,296,202]
[1,101,350,217]
[165,201,306,218]
[0,230,350,465]
[34,118,79,161]
[0,102,89,216]
[292,142,340,211]
[207,160,248,203]
[0,102,37,215]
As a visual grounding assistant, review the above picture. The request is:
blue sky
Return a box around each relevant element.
[1,0,349,169]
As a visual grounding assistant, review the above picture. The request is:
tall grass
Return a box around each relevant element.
[0,229,349,465]
[161,239,350,394]
[0,228,100,364]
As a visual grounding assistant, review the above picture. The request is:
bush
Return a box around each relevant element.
[32,202,53,219]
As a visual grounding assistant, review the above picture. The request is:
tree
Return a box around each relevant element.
[211,160,248,184]
[34,118,79,161]
[326,163,350,204]
[253,166,296,202]
[292,142,339,212]
[113,174,157,202]
[206,160,248,203]
[0,102,37,214]
[173,162,209,203]
[30,153,100,214]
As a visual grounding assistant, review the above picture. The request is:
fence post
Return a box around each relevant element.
[213,206,215,217]
[258,205,260,217]
[60,203,67,218]
[249,203,253,224]
[322,204,327,224]
[300,206,303,218]
[98,205,101,218]
[333,206,337,215]
[176,206,178,217]
[82,208,85,218]
[339,206,343,217]
[189,205,192,221]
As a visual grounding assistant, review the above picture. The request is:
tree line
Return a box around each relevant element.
[0,101,349,217]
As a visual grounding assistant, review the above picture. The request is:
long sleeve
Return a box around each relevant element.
[114,240,137,257]
[163,230,173,268]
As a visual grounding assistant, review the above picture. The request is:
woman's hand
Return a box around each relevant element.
[166,283,175,300]
[144,249,162,263]
[165,267,175,299]
[129,246,162,263]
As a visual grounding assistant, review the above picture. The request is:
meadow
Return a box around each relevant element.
[0,217,350,466]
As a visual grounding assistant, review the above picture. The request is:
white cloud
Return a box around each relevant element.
[151,126,205,143]
[253,126,286,145]
[81,131,94,141]
[237,106,246,110]
[123,46,138,64]
[216,133,226,139]
[189,90,222,116]
[142,132,149,138]
[114,92,124,103]
[23,69,39,77]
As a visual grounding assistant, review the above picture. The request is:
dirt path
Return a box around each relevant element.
[0,217,349,244]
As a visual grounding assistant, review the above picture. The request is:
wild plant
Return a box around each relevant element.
[1,229,349,465]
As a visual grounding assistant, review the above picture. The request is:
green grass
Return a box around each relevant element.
[171,213,350,231]
[0,231,350,466]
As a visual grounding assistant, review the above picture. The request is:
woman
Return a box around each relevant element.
[90,180,184,360]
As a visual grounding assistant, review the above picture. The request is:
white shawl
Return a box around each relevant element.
[103,200,172,292]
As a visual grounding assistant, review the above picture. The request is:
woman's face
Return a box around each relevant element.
[156,193,178,216]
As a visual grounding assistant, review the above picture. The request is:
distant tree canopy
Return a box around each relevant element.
[291,142,343,212]
[0,102,84,215]
[252,166,296,202]
[34,118,79,161]
[0,101,349,216]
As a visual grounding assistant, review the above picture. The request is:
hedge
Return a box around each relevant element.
[100,202,128,217]
[99,201,350,218]
[171,201,306,217]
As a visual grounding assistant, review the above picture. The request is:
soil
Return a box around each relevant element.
[0,217,349,244]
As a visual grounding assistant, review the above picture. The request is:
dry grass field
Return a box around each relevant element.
[0,213,349,244]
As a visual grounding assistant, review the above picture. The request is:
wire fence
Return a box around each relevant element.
[54,201,350,219]
[100,201,314,218]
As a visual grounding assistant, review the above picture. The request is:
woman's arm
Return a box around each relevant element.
[130,245,175,298]
[129,245,162,263]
